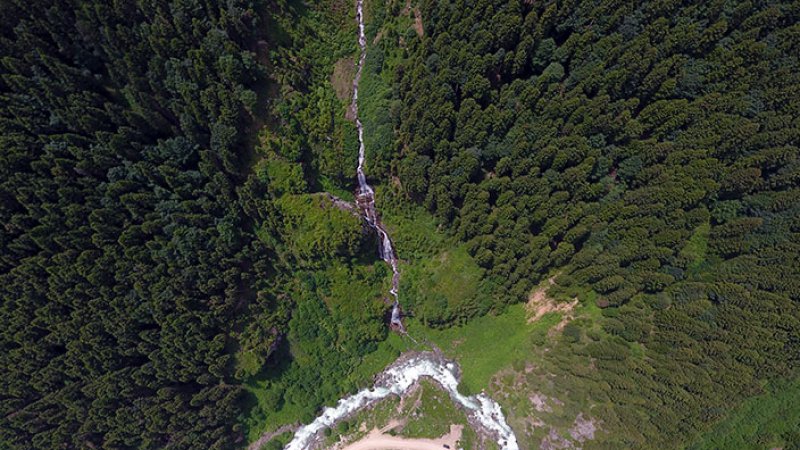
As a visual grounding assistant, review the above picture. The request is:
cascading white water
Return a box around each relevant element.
[350,0,403,330]
[281,2,520,449]
[284,353,519,450]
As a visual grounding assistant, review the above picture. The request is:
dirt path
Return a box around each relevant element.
[340,424,462,450]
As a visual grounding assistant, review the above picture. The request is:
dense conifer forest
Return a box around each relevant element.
[0,0,273,447]
[1,0,799,449]
[377,0,800,446]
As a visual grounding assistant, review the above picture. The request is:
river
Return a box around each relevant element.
[282,1,519,449]
[284,352,519,450]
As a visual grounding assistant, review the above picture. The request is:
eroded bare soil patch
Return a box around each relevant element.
[526,277,578,324]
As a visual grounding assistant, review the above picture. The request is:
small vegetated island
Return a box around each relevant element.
[1,1,798,450]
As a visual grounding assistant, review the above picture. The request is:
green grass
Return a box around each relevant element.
[689,377,800,450]
[419,246,481,307]
[407,304,562,394]
[401,243,486,323]
[398,379,478,447]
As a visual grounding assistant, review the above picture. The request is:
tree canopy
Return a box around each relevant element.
[371,0,800,446]
[0,0,273,448]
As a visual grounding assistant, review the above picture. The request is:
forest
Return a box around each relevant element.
[0,0,275,448]
[1,0,799,449]
[372,0,800,447]
[1,0,389,448]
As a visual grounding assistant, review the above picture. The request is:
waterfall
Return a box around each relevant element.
[350,0,403,331]
[281,2,520,449]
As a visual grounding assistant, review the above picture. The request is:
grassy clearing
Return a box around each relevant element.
[331,56,355,102]
[682,221,712,278]
[321,379,479,449]
[401,243,489,326]
[407,305,562,395]
[398,379,478,448]
[414,246,481,308]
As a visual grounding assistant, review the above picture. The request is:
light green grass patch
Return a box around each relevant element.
[398,379,477,448]
[423,247,481,308]
[407,304,562,395]
[402,244,485,323]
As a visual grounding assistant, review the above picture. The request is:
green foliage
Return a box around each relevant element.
[0,1,271,448]
[690,378,800,450]
[240,261,393,441]
[371,0,800,447]
[234,1,411,443]
[262,158,308,195]
[408,305,559,395]
[275,194,366,265]
[264,0,359,193]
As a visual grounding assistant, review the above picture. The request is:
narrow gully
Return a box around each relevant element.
[281,3,520,449]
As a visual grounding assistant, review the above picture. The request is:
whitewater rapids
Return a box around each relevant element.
[284,352,519,450]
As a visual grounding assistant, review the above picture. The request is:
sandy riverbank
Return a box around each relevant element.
[340,424,462,450]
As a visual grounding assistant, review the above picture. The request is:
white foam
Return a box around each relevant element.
[284,353,519,450]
